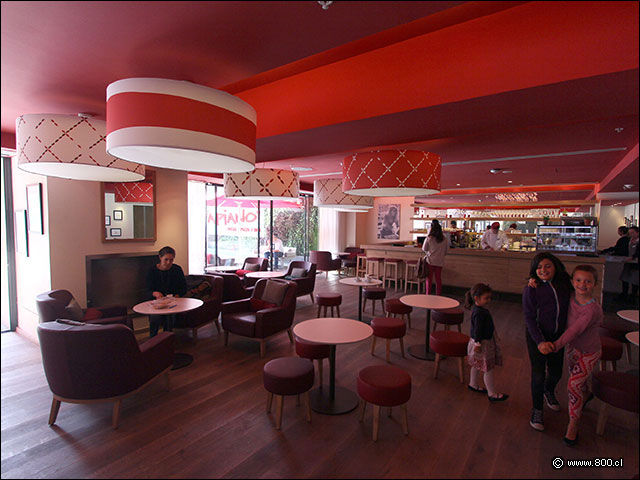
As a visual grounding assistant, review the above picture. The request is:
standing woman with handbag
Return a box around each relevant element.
[422,219,449,295]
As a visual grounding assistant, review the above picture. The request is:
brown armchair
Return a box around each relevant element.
[309,251,342,278]
[174,274,223,342]
[342,247,364,275]
[210,272,255,302]
[236,257,269,287]
[283,261,317,303]
[37,321,174,429]
[221,278,297,357]
[35,289,132,329]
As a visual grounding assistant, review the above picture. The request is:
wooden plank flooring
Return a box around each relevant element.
[1,274,638,479]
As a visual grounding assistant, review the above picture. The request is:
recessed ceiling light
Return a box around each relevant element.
[614,127,624,133]
[456,183,461,186]
[507,180,513,183]
[502,170,512,174]
[623,184,635,190]
[290,166,313,172]
[490,168,502,174]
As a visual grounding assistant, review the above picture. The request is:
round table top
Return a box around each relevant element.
[205,265,239,272]
[245,271,286,279]
[399,294,460,310]
[626,331,639,346]
[133,297,204,315]
[338,277,383,287]
[293,318,373,345]
[617,310,639,324]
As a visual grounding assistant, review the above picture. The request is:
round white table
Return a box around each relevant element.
[245,271,286,279]
[400,294,460,361]
[294,317,373,415]
[133,297,204,370]
[338,277,383,323]
[626,331,639,346]
[205,265,240,273]
[617,310,639,324]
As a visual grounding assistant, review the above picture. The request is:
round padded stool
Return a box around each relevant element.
[295,338,330,388]
[600,335,623,371]
[357,365,412,441]
[432,307,464,333]
[429,330,470,383]
[370,317,407,363]
[385,298,413,328]
[600,322,634,363]
[592,371,639,435]
[363,287,386,316]
[263,357,314,429]
[315,293,342,318]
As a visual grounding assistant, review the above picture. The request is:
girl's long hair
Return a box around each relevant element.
[464,283,493,309]
[528,252,572,290]
[429,219,445,243]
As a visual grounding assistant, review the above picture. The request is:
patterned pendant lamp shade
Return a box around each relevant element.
[313,178,373,212]
[343,149,441,196]
[224,168,300,200]
[106,78,256,173]
[16,114,145,182]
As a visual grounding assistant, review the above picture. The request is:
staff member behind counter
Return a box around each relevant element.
[481,222,509,251]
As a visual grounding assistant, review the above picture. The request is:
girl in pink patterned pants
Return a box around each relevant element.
[553,265,603,446]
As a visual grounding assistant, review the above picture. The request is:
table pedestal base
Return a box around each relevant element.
[309,386,359,415]
[172,352,193,370]
[408,344,436,361]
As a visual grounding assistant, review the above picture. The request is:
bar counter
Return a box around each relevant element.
[361,244,605,302]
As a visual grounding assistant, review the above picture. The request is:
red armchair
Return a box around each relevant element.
[35,289,132,329]
[174,274,223,342]
[342,247,364,276]
[283,261,317,303]
[221,278,297,357]
[310,251,342,278]
[37,321,174,429]
[236,257,269,287]
[210,271,255,302]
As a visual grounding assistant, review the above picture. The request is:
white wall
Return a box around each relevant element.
[598,205,627,250]
[188,180,206,274]
[356,196,416,246]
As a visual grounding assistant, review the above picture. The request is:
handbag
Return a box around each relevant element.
[417,255,430,279]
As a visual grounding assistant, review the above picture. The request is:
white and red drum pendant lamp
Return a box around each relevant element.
[343,149,441,196]
[16,114,145,182]
[106,78,256,173]
[224,168,300,201]
[313,178,373,212]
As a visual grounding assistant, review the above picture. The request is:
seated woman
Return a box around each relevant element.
[146,246,187,337]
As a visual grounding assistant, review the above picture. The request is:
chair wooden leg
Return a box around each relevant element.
[385,339,391,363]
[112,399,122,429]
[434,353,441,379]
[399,337,405,358]
[402,403,409,435]
[317,359,323,388]
[317,305,322,317]
[305,391,312,422]
[387,407,392,418]
[267,391,273,413]
[371,336,377,355]
[596,402,608,435]
[296,394,301,406]
[456,324,461,333]
[372,405,381,441]
[260,340,266,358]
[612,361,617,372]
[458,357,465,383]
[337,305,341,317]
[362,298,367,312]
[360,400,367,422]
[224,331,229,346]
[276,395,284,430]
[214,319,221,333]
[48,397,61,425]
[625,344,632,364]
[371,301,376,316]
[287,328,294,343]
[310,293,314,304]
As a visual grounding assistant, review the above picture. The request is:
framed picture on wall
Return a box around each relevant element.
[377,204,400,239]
[15,210,29,257]
[105,215,111,226]
[26,183,44,234]
[110,228,122,237]
[113,210,123,221]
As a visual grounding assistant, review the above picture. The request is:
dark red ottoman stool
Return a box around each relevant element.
[363,287,386,316]
[600,321,634,363]
[315,293,342,318]
[357,365,412,441]
[432,307,464,333]
[429,330,470,383]
[295,338,330,387]
[600,335,623,372]
[370,317,406,363]
[385,298,413,329]
[592,371,639,435]
[263,357,314,430]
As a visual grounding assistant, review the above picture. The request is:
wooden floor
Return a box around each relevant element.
[2,274,638,479]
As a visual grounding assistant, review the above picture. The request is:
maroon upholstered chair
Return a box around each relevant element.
[35,289,132,329]
[37,321,174,429]
[309,251,342,278]
[221,279,297,357]
[342,247,364,276]
[283,261,317,303]
[210,271,254,302]
[237,257,269,287]
[174,274,223,342]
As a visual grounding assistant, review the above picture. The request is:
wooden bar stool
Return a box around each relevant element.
[263,357,314,430]
[356,255,367,278]
[404,260,423,294]
[385,298,412,329]
[432,307,464,333]
[366,257,384,279]
[315,293,342,318]
[383,258,403,292]
[363,287,386,316]
[371,317,406,363]
[430,331,470,383]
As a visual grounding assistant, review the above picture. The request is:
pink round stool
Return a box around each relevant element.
[370,317,407,363]
[429,330,470,383]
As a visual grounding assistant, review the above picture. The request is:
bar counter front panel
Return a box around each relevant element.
[361,244,605,302]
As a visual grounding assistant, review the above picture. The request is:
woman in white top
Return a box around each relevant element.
[422,219,449,295]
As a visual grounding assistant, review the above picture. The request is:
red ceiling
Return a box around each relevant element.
[1,1,638,205]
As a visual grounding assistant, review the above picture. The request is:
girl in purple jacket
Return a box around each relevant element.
[523,252,572,432]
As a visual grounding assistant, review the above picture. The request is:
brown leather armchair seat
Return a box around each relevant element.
[174,274,223,342]
[310,251,342,278]
[37,321,174,429]
[35,289,132,329]
[210,271,255,302]
[236,257,269,287]
[221,278,297,357]
[283,261,317,303]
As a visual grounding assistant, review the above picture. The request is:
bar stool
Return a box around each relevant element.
[385,298,412,329]
[263,357,314,430]
[432,307,464,333]
[315,293,342,317]
[404,260,423,294]
[363,287,386,316]
[366,257,385,279]
[383,258,403,292]
[430,330,470,383]
[371,316,406,363]
[356,255,367,278]
[600,335,623,371]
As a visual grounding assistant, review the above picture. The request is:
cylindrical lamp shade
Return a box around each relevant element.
[224,168,299,200]
[313,178,373,212]
[16,115,145,182]
[106,78,256,173]
[343,150,441,196]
